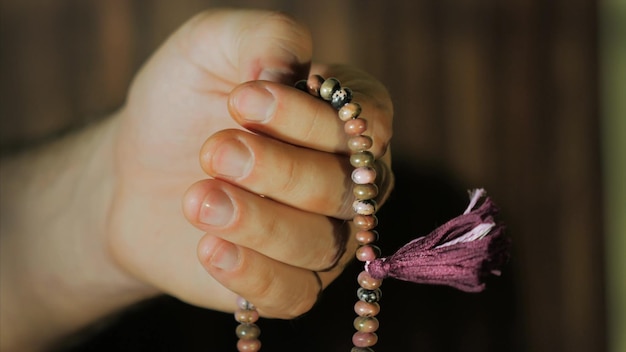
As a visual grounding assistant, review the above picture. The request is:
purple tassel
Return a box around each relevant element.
[365,189,510,292]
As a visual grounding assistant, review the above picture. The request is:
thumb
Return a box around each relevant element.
[235,11,313,84]
[182,10,313,85]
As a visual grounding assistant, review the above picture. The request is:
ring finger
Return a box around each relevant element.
[182,179,350,272]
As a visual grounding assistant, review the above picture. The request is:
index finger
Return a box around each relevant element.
[227,67,393,159]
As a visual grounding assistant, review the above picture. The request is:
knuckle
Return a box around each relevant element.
[251,269,320,319]
[253,215,280,249]
[281,282,319,319]
[259,11,312,51]
[302,102,326,142]
[262,11,299,30]
[251,275,318,319]
[275,157,300,196]
[249,268,275,302]
[287,292,318,318]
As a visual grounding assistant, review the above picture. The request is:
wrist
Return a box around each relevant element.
[60,114,157,299]
[0,114,155,350]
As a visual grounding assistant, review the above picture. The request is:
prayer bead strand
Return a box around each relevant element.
[234,74,383,351]
[235,296,261,351]
[312,75,382,351]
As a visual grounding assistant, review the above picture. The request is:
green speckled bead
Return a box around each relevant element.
[353,183,378,200]
[320,77,341,101]
[236,323,261,339]
[351,348,375,352]
[350,151,375,167]
[348,135,374,152]
[353,316,380,333]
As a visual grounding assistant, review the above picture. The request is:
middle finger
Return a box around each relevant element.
[200,129,357,219]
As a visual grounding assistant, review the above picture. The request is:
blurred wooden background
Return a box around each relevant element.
[0,1,605,351]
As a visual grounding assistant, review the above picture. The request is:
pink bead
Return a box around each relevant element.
[356,245,381,262]
[351,167,377,184]
[339,102,362,121]
[352,332,378,347]
[348,135,373,152]
[354,301,381,317]
[237,338,261,351]
[344,118,368,136]
[355,230,379,244]
[306,74,324,97]
[234,309,259,323]
[354,316,380,333]
[353,215,378,230]
[358,270,383,290]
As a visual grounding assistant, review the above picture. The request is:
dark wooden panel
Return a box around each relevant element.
[0,1,604,351]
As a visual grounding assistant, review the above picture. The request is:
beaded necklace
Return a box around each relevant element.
[233,75,510,351]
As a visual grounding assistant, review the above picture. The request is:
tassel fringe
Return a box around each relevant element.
[365,189,510,292]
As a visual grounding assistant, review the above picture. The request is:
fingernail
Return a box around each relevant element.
[233,85,277,122]
[210,241,240,271]
[212,139,252,179]
[200,189,234,227]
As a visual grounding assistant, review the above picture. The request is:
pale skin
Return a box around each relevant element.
[0,9,393,351]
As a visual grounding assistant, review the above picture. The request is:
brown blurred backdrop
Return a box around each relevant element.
[0,1,609,351]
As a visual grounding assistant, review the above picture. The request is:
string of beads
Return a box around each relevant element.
[234,296,261,351]
[234,75,383,351]
[305,75,382,352]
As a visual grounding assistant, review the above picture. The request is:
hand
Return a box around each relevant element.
[107,9,394,319]
[0,11,394,350]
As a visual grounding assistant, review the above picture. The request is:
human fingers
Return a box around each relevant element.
[183,177,358,318]
[175,9,312,86]
[199,74,393,216]
[182,179,350,272]
[120,10,314,165]
[226,68,394,205]
[196,233,349,319]
[227,68,392,158]
[199,128,358,219]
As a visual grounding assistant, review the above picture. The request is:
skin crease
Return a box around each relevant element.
[0,9,393,352]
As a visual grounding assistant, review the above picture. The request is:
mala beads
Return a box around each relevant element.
[319,76,382,351]
[233,74,383,351]
[231,74,509,351]
[234,296,261,351]
[305,75,384,351]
